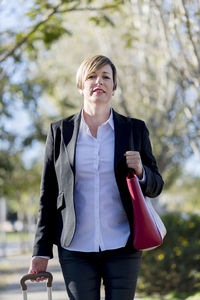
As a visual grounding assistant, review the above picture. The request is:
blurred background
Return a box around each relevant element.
[0,0,200,299]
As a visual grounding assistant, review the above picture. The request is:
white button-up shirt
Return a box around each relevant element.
[66,109,130,252]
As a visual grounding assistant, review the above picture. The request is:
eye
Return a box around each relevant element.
[87,74,96,79]
[103,76,110,79]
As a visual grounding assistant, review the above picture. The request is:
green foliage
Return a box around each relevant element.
[6,158,41,217]
[0,150,15,198]
[89,14,115,27]
[138,213,200,298]
[33,16,72,49]
[164,175,200,213]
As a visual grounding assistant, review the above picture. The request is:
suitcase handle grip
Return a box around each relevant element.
[20,272,53,290]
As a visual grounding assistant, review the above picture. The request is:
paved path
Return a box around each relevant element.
[0,252,68,300]
[0,249,142,300]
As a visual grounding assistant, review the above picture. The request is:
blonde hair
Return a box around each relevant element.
[76,55,117,91]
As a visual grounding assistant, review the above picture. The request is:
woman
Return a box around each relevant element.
[29,55,164,300]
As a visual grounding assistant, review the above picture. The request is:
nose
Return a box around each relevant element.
[96,76,103,85]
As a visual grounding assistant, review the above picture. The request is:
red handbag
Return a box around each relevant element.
[127,118,166,251]
[127,171,166,250]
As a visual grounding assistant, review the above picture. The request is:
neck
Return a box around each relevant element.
[83,103,111,127]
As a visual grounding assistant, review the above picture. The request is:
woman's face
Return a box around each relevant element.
[81,64,114,105]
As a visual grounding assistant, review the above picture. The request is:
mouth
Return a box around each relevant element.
[93,88,105,94]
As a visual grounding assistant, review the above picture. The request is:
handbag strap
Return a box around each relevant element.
[127,117,134,151]
[127,117,135,176]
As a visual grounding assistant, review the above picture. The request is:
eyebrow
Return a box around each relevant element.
[90,71,111,75]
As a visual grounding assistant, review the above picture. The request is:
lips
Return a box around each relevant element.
[93,88,105,93]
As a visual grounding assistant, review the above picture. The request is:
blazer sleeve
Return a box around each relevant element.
[139,122,164,198]
[33,124,59,259]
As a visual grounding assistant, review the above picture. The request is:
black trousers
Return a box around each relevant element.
[58,246,142,300]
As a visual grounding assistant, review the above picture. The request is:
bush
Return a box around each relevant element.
[137,213,200,298]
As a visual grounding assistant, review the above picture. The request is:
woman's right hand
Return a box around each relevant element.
[28,257,49,282]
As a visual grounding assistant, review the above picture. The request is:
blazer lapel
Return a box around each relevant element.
[113,110,131,170]
[62,111,81,174]
[62,109,130,174]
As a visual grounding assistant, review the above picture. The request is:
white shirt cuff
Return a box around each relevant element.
[34,256,50,260]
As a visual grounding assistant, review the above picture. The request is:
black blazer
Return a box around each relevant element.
[33,110,164,258]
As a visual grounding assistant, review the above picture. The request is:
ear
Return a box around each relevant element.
[112,91,115,96]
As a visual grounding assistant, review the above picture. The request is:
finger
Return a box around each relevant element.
[127,162,141,168]
[126,159,141,167]
[40,277,47,281]
[126,160,142,169]
[124,151,135,156]
[127,163,142,170]
[127,156,140,161]
[29,270,38,282]
[36,277,44,282]
[124,151,139,156]
[126,156,140,162]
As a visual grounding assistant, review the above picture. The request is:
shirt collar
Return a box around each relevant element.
[80,108,114,131]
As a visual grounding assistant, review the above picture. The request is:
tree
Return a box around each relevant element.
[88,0,200,187]
[0,0,199,205]
[0,0,124,205]
[0,0,123,63]
[20,0,199,188]
[5,154,41,251]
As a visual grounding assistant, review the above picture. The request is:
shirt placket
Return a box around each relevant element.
[93,128,101,250]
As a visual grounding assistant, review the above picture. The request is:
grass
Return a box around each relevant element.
[0,231,34,260]
[4,231,34,242]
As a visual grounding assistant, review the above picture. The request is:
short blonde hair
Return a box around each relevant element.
[76,55,117,91]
